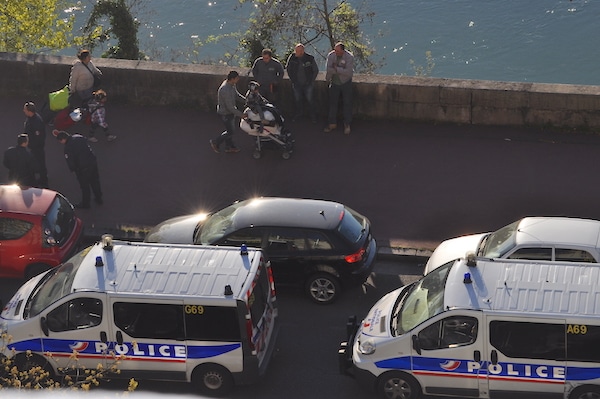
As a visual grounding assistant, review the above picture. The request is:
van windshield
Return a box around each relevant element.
[393,261,453,335]
[25,247,89,318]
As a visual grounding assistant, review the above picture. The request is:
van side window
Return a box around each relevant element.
[489,321,565,360]
[555,249,596,263]
[507,247,552,261]
[566,324,600,362]
[114,303,184,340]
[418,316,478,350]
[184,306,240,341]
[46,298,103,332]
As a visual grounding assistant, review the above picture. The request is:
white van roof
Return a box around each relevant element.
[71,240,263,299]
[444,258,600,317]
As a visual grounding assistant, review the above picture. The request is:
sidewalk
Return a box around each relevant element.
[3,95,600,261]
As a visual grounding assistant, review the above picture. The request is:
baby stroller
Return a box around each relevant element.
[240,103,295,159]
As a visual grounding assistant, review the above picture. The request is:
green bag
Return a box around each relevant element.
[48,85,70,111]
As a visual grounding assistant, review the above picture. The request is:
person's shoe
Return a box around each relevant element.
[88,136,98,143]
[344,124,351,135]
[74,203,90,209]
[94,198,104,205]
[225,147,240,153]
[323,124,337,133]
[209,140,220,153]
[106,135,117,142]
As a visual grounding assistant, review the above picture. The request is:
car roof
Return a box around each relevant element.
[516,217,600,248]
[0,185,56,216]
[72,241,263,298]
[231,197,345,231]
[445,257,600,317]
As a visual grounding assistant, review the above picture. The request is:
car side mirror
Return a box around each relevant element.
[41,316,49,337]
[412,334,421,355]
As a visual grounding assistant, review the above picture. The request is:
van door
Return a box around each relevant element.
[40,293,111,372]
[485,316,565,398]
[109,299,187,381]
[410,311,485,398]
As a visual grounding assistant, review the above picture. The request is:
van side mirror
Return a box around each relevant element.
[40,316,49,337]
[412,334,421,355]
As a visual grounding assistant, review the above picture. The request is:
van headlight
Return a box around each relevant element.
[358,338,376,355]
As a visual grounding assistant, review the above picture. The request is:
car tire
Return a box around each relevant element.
[305,272,341,304]
[191,363,234,397]
[569,386,600,399]
[377,371,421,399]
[24,263,52,280]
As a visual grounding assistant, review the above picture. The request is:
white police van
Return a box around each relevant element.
[1,236,278,396]
[339,256,600,399]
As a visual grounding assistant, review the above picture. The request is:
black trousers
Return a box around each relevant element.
[75,164,102,206]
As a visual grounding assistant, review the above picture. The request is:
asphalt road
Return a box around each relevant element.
[3,95,600,256]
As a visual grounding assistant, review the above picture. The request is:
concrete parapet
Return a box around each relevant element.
[1,51,600,129]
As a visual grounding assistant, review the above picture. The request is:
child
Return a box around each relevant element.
[245,81,268,133]
[87,89,117,142]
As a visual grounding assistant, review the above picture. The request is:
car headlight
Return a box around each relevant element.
[358,338,376,355]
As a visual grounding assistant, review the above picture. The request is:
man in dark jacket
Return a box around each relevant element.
[3,134,37,186]
[56,130,103,209]
[23,102,48,187]
[286,43,319,123]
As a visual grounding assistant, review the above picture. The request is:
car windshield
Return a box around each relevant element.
[195,201,245,245]
[392,261,453,336]
[43,194,77,245]
[25,246,90,318]
[337,207,366,243]
[479,220,519,258]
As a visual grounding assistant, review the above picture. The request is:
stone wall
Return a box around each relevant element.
[2,51,599,129]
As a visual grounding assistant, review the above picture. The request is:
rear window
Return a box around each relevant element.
[43,194,77,245]
[0,217,34,240]
[337,207,366,243]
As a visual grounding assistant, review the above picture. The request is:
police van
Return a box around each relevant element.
[1,237,278,396]
[339,256,600,399]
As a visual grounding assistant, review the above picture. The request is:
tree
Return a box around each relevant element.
[237,0,383,73]
[82,0,141,60]
[0,0,74,53]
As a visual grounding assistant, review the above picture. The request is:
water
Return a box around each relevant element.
[65,0,599,85]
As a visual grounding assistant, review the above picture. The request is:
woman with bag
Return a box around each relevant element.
[69,49,102,107]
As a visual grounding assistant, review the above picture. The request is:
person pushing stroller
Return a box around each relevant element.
[245,81,269,133]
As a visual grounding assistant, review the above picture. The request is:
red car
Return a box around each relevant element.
[0,185,84,279]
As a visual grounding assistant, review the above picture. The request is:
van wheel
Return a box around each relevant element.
[192,364,233,397]
[305,272,341,304]
[14,353,55,382]
[24,263,52,280]
[569,386,600,399]
[377,371,421,399]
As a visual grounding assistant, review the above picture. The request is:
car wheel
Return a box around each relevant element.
[569,386,600,399]
[377,371,421,399]
[24,263,52,280]
[305,272,341,304]
[192,363,234,397]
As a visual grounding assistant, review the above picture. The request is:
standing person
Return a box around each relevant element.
[209,71,246,154]
[23,101,48,187]
[251,49,284,104]
[285,43,319,123]
[324,42,354,135]
[69,49,102,107]
[55,131,103,209]
[3,134,37,187]
[87,90,117,142]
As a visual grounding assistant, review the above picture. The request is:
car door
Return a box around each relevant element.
[263,227,311,285]
[40,293,111,372]
[485,316,565,398]
[410,311,485,398]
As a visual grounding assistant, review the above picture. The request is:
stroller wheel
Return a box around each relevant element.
[253,150,262,159]
[281,151,291,160]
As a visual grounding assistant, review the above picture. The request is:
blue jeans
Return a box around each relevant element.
[214,113,237,149]
[328,80,353,125]
[292,82,316,120]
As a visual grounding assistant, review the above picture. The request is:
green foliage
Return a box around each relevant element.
[83,0,141,60]
[237,0,383,73]
[0,0,75,53]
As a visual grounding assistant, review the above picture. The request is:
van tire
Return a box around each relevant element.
[376,371,421,399]
[24,263,52,280]
[192,363,233,396]
[305,272,341,304]
[14,353,55,381]
[569,385,600,399]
